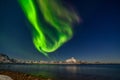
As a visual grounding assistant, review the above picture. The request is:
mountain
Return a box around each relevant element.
[0,53,16,63]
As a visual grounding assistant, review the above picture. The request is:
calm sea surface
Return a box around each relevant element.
[0,64,120,80]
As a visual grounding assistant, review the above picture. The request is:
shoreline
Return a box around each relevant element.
[0,63,120,65]
[0,71,52,80]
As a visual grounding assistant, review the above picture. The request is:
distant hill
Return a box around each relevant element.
[0,53,16,63]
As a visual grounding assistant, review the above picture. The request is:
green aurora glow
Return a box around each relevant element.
[18,0,79,56]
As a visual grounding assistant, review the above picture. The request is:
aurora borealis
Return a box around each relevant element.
[0,0,120,63]
[18,0,78,56]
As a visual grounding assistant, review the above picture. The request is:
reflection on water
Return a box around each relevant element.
[65,66,78,73]
[0,64,120,80]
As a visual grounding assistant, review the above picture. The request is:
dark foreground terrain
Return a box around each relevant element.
[0,71,52,80]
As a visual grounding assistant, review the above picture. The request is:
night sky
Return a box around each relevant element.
[0,0,120,63]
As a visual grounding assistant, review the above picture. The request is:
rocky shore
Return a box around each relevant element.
[0,71,52,80]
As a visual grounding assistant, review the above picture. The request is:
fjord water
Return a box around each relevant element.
[0,64,120,80]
